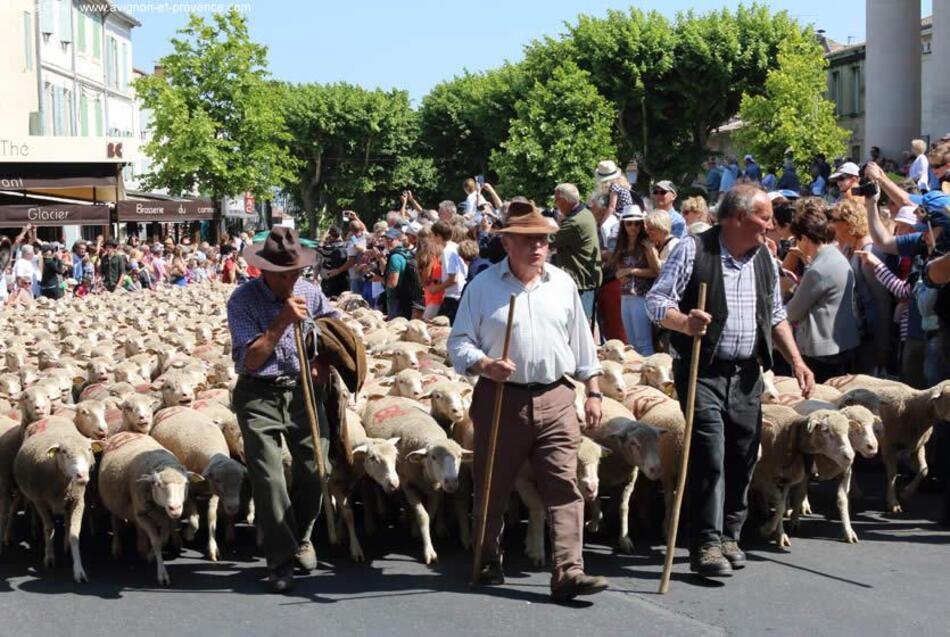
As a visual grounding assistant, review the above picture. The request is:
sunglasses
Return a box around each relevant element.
[623,220,643,225]
[652,189,669,196]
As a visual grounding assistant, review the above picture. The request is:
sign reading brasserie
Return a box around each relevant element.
[0,204,110,227]
[116,199,215,222]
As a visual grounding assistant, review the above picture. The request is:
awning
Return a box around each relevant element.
[116,199,215,222]
[0,203,110,227]
[0,162,124,202]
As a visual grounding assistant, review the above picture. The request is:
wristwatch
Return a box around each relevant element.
[587,391,603,400]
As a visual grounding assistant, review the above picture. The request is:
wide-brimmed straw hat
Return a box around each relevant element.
[595,160,622,183]
[242,226,316,272]
[496,201,558,235]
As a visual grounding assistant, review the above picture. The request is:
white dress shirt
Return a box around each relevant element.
[909,153,930,192]
[448,258,602,384]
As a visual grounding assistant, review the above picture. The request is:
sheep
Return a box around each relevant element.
[111,394,161,436]
[639,353,675,396]
[876,382,950,513]
[515,435,610,565]
[328,409,401,562]
[97,432,202,585]
[599,360,629,401]
[53,399,109,439]
[0,415,24,550]
[20,384,53,426]
[158,368,204,408]
[363,396,471,564]
[148,406,247,561]
[585,398,664,555]
[752,406,854,549]
[598,339,643,366]
[403,319,433,345]
[825,374,913,394]
[12,419,102,582]
[770,375,843,402]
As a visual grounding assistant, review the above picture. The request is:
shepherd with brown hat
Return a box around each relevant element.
[227,226,342,593]
[447,199,610,602]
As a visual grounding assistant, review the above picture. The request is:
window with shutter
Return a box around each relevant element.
[92,18,100,59]
[52,86,62,136]
[77,10,85,53]
[58,0,71,43]
[94,98,103,136]
[105,36,113,86]
[121,41,128,91]
[40,0,53,34]
[80,94,89,136]
[64,88,73,135]
[23,12,33,70]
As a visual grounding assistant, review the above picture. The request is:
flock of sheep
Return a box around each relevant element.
[0,282,946,586]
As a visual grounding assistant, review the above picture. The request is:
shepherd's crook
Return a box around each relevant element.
[658,282,707,594]
[471,293,517,585]
[293,321,337,545]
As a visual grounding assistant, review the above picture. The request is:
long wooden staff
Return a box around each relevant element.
[659,283,707,594]
[471,293,517,584]
[293,321,337,544]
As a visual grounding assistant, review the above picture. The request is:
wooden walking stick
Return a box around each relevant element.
[293,321,337,544]
[471,293,517,585]
[659,282,707,594]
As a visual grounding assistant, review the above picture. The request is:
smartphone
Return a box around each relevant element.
[475,175,485,187]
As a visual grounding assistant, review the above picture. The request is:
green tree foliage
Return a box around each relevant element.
[133,9,295,204]
[279,82,437,236]
[733,31,850,177]
[490,63,617,203]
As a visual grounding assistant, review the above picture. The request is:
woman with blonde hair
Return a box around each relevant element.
[644,209,679,268]
[909,138,930,192]
[595,160,635,220]
[680,196,710,226]
[831,199,893,373]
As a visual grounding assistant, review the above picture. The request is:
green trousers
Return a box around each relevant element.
[233,375,330,569]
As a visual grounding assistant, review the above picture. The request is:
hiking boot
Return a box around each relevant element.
[689,544,733,578]
[267,563,295,593]
[474,560,505,586]
[550,573,609,602]
[721,540,746,570]
[295,540,317,572]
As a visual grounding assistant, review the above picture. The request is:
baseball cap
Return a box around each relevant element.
[829,162,860,180]
[404,222,422,236]
[384,227,404,240]
[653,180,677,194]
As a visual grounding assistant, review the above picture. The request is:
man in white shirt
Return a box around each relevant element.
[448,200,608,602]
[429,220,467,323]
[13,244,37,298]
[909,138,930,192]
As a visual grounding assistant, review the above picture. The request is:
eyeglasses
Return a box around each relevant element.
[652,189,667,196]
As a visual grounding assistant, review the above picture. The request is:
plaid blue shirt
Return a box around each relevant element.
[645,235,786,360]
[227,277,340,377]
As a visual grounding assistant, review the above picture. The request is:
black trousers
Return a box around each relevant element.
[674,357,763,551]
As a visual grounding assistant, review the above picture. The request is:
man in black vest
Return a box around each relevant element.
[646,184,814,578]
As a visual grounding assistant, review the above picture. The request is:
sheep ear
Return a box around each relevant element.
[188,471,206,484]
[460,449,474,464]
[137,473,156,484]
[461,387,473,397]
[90,440,104,454]
[598,444,612,458]
[379,377,395,387]
[46,444,61,459]
[386,437,401,447]
[351,443,369,460]
[406,449,427,464]
[930,386,944,401]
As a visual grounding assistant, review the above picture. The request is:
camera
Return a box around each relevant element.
[851,181,879,198]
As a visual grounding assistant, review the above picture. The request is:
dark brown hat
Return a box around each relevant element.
[312,317,367,395]
[496,201,558,235]
[242,226,316,272]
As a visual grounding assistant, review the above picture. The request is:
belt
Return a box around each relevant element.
[237,374,298,389]
[501,377,569,393]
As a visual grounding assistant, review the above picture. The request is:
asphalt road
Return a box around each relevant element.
[2,468,949,637]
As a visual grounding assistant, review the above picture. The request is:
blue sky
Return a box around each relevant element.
[131,0,933,104]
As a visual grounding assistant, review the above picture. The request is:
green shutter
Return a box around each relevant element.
[94,98,102,136]
[120,42,128,90]
[104,37,112,86]
[80,94,88,136]
[58,0,70,42]
[40,0,53,34]
[77,11,85,52]
[23,12,33,70]
[92,19,100,59]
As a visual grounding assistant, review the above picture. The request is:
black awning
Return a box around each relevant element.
[0,203,110,227]
[0,162,117,189]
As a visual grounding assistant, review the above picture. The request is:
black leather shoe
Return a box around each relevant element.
[551,573,609,602]
[474,560,505,586]
[721,540,746,570]
[690,544,733,578]
[267,563,295,593]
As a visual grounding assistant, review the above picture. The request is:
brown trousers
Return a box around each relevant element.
[470,377,584,588]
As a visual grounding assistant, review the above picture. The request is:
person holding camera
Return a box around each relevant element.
[829,161,862,202]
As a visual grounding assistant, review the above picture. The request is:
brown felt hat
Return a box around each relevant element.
[496,201,559,235]
[242,226,316,272]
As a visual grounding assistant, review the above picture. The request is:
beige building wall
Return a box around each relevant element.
[0,0,40,136]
